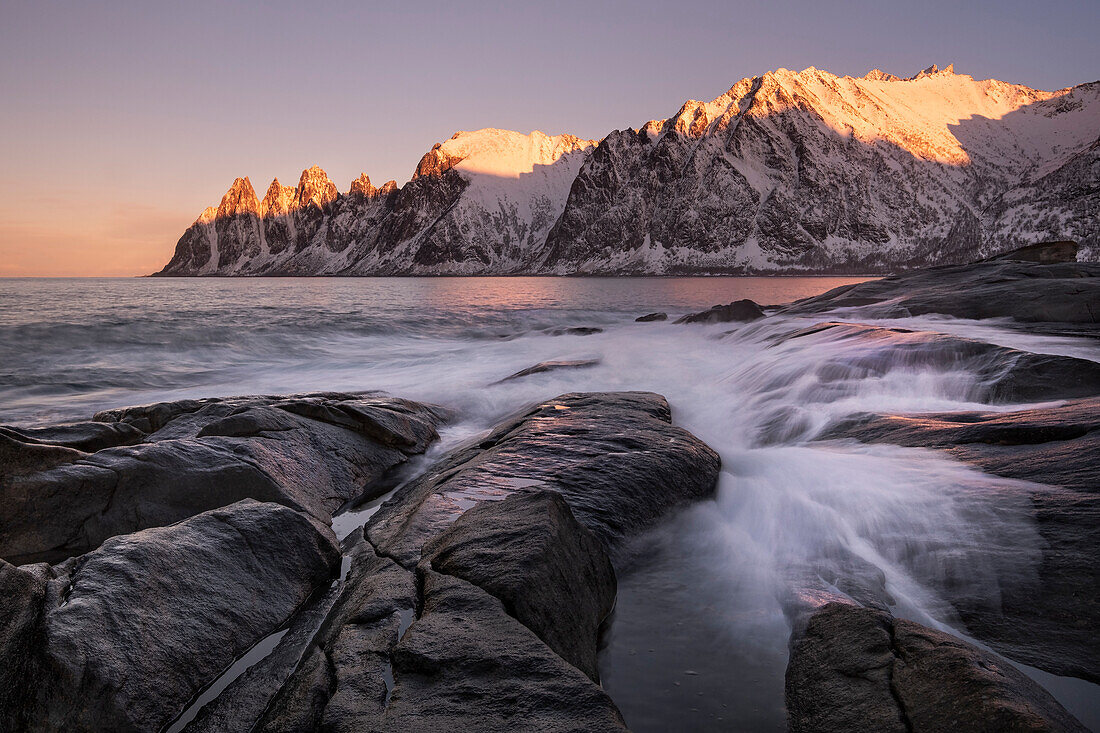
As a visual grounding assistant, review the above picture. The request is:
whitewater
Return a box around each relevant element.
[2,276,1097,731]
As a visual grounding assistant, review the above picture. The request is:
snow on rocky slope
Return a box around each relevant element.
[157,65,1100,276]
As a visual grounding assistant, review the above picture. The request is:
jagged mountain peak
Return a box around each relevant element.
[261,178,296,218]
[217,177,260,217]
[158,67,1099,277]
[909,63,955,80]
[295,166,338,209]
[349,172,378,199]
[863,69,901,82]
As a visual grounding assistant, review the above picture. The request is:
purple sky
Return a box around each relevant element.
[2,0,1097,275]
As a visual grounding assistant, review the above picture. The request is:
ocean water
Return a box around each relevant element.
[3,276,1098,731]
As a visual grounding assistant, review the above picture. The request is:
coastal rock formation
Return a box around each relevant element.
[784,258,1100,326]
[786,601,1088,733]
[0,390,720,732]
[157,66,1100,276]
[822,398,1100,682]
[12,500,339,732]
[0,392,446,564]
[772,320,1100,403]
[675,299,766,324]
[250,391,720,731]
[493,358,600,383]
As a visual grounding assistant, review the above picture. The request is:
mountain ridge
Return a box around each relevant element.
[157,65,1100,276]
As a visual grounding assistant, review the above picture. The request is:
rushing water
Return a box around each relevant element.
[2,276,1098,731]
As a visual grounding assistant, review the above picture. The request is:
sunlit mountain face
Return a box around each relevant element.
[157,65,1099,277]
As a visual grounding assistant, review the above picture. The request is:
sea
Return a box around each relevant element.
[2,276,1098,731]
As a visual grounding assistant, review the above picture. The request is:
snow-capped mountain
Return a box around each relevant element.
[157,65,1100,276]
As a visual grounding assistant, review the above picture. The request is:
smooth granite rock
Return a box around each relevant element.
[367,391,722,566]
[24,500,340,733]
[494,359,600,384]
[773,321,1100,404]
[1,392,446,563]
[676,299,766,324]
[783,260,1100,325]
[786,601,1088,733]
[821,398,1100,682]
[421,491,616,682]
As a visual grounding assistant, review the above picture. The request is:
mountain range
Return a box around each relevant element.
[156,64,1100,276]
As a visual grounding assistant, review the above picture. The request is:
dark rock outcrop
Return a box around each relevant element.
[20,500,340,733]
[494,359,600,384]
[635,312,668,322]
[675,299,766,324]
[0,421,144,452]
[1,392,446,564]
[987,240,1079,263]
[822,399,1100,682]
[775,321,1100,404]
[246,392,718,732]
[367,391,722,565]
[786,601,1088,733]
[420,491,616,682]
[785,260,1100,325]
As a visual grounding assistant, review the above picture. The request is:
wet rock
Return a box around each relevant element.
[987,240,1079,264]
[786,601,1088,733]
[0,560,47,731]
[422,491,616,682]
[367,391,721,565]
[821,399,1100,682]
[252,393,715,732]
[784,260,1100,325]
[253,536,416,733]
[547,326,604,336]
[493,359,600,384]
[25,500,339,733]
[775,322,1100,404]
[0,421,144,452]
[675,299,765,324]
[635,312,668,322]
[1,392,446,564]
[385,569,627,733]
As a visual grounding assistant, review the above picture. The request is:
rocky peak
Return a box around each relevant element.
[863,69,901,82]
[909,63,955,80]
[295,166,338,210]
[670,100,711,137]
[348,172,378,199]
[414,143,465,179]
[260,178,296,218]
[378,180,398,196]
[217,177,261,219]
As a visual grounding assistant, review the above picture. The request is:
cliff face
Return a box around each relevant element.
[156,66,1100,276]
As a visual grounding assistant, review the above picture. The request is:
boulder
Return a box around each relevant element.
[421,491,616,682]
[0,561,47,730]
[367,391,722,565]
[384,570,627,733]
[1,392,446,563]
[24,500,340,733]
[675,299,765,324]
[635,312,668,322]
[0,421,144,452]
[493,359,600,384]
[786,602,1088,733]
